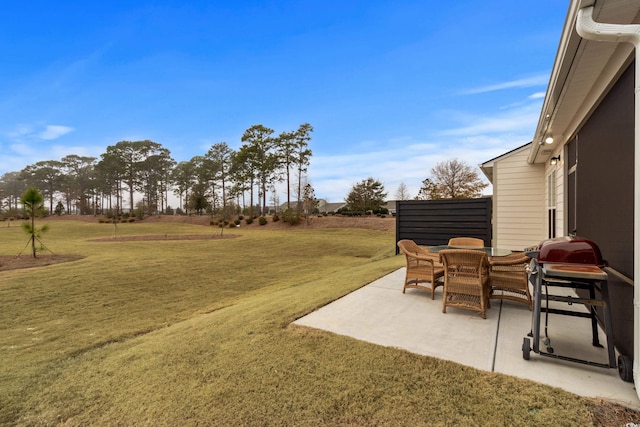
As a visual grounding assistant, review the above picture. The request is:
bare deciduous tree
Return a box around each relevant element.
[427,159,488,199]
[394,182,410,200]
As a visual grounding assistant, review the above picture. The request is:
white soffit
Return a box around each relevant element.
[529,0,640,164]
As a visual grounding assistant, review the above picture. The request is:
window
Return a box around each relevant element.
[547,169,556,238]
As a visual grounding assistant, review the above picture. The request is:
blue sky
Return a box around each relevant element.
[0,1,568,203]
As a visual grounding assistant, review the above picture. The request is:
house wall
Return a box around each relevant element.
[565,61,635,359]
[575,62,634,278]
[493,147,545,251]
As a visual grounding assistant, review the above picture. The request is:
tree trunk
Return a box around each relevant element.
[287,165,291,209]
[249,177,255,216]
[31,213,36,258]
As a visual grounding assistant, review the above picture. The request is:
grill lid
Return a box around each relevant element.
[537,236,605,266]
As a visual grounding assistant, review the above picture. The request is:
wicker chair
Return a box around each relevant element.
[447,237,484,248]
[439,249,491,318]
[397,239,444,299]
[489,253,532,310]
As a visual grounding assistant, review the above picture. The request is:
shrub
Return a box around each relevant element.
[210,220,216,226]
[259,216,267,226]
[272,214,280,222]
[245,217,253,225]
[234,219,241,225]
[128,218,136,223]
[282,208,301,225]
[53,202,65,216]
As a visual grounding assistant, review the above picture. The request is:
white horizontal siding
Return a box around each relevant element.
[496,200,544,209]
[493,148,545,251]
[553,158,564,237]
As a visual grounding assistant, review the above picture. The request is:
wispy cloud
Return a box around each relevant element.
[6,123,74,141]
[39,125,74,140]
[7,124,34,139]
[461,74,549,95]
[309,137,511,202]
[437,102,541,138]
[2,141,104,170]
[307,97,543,202]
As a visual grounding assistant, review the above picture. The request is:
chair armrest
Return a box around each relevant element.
[410,252,437,263]
[489,254,530,266]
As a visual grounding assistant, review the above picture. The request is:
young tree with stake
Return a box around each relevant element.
[21,187,49,258]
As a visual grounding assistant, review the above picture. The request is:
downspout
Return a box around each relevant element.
[576,6,640,392]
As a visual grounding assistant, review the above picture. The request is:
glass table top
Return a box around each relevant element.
[427,245,512,257]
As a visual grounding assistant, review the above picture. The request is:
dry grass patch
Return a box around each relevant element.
[9,260,595,426]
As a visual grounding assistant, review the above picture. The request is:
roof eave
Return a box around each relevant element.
[528,0,640,164]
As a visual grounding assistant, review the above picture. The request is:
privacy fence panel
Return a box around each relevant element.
[395,198,492,252]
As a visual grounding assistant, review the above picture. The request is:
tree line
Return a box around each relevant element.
[1,122,488,220]
[0,123,313,218]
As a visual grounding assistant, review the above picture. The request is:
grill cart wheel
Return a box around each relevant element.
[618,354,633,382]
[522,337,531,360]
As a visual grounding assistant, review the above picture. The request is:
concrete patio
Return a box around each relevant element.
[293,268,640,409]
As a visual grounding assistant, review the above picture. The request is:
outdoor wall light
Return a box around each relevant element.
[550,155,561,165]
[545,136,554,144]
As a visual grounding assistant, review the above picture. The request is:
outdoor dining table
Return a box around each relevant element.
[427,245,512,258]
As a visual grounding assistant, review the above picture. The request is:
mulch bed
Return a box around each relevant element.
[0,254,86,272]
[586,397,640,426]
[87,234,240,242]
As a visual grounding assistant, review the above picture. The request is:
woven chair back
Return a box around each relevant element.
[447,237,484,248]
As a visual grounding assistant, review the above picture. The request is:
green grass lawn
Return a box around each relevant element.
[0,219,599,425]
